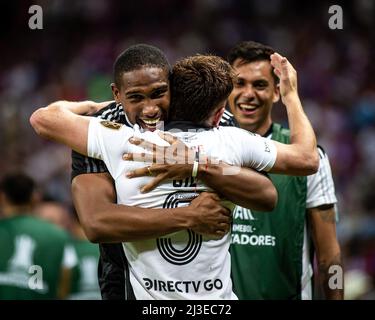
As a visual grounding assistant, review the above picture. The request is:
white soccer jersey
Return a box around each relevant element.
[87,118,277,300]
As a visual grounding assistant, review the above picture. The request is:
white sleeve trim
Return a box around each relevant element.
[306,148,337,208]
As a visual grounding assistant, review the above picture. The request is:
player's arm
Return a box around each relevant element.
[43,100,114,116]
[197,164,276,211]
[30,102,90,155]
[72,172,232,242]
[269,53,318,175]
[124,134,277,211]
[306,148,343,299]
[308,205,343,300]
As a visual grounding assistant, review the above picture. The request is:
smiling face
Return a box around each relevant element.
[111,67,170,131]
[228,58,280,135]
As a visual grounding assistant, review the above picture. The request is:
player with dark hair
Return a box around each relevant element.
[41,44,278,299]
[0,173,75,299]
[226,41,343,300]
[30,51,318,299]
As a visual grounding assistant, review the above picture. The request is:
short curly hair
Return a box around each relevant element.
[114,44,171,87]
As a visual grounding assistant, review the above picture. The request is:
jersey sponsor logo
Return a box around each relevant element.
[100,120,122,130]
[232,206,276,247]
[233,206,255,221]
[159,192,202,265]
[143,277,223,293]
[231,233,276,246]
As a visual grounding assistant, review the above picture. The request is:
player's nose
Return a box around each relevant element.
[142,105,161,119]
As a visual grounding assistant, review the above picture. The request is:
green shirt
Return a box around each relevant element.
[230,123,308,300]
[67,238,101,300]
[0,215,71,299]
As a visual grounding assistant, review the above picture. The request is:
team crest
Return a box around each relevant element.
[100,120,122,130]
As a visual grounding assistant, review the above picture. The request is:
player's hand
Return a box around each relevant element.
[123,132,196,164]
[188,192,232,238]
[126,163,193,193]
[270,52,298,101]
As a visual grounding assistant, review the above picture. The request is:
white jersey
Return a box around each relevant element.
[87,118,277,300]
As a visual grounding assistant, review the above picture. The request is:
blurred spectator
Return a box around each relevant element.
[35,201,101,300]
[0,173,74,299]
[67,210,101,300]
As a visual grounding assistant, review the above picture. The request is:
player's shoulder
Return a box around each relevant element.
[98,120,123,130]
[217,125,258,137]
[93,102,119,118]
[219,109,238,127]
[93,102,132,126]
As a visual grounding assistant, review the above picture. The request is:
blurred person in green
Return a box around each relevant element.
[0,173,75,299]
[67,211,101,300]
[227,41,343,300]
[35,201,101,300]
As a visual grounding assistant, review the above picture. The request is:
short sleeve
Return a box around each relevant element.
[306,147,337,209]
[236,128,277,172]
[70,102,123,181]
[87,118,133,178]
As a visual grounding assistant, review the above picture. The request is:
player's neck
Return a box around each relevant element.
[242,119,273,136]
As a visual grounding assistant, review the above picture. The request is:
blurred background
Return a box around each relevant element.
[1,0,374,299]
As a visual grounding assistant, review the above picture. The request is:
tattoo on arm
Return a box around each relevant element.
[317,204,336,223]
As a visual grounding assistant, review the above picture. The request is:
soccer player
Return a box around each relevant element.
[35,201,101,299]
[30,52,318,299]
[227,41,343,300]
[0,173,75,299]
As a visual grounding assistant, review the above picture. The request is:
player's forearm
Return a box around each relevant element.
[284,93,319,173]
[317,252,344,300]
[30,103,89,155]
[72,173,192,242]
[47,100,112,115]
[80,204,191,243]
[198,163,277,211]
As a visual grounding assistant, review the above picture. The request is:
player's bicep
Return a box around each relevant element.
[308,205,340,260]
[270,141,309,175]
[30,105,90,155]
[63,115,90,155]
[71,173,116,236]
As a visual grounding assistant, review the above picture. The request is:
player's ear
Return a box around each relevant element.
[111,83,121,103]
[212,106,225,127]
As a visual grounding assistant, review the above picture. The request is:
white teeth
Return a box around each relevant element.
[239,104,257,110]
[142,118,160,125]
